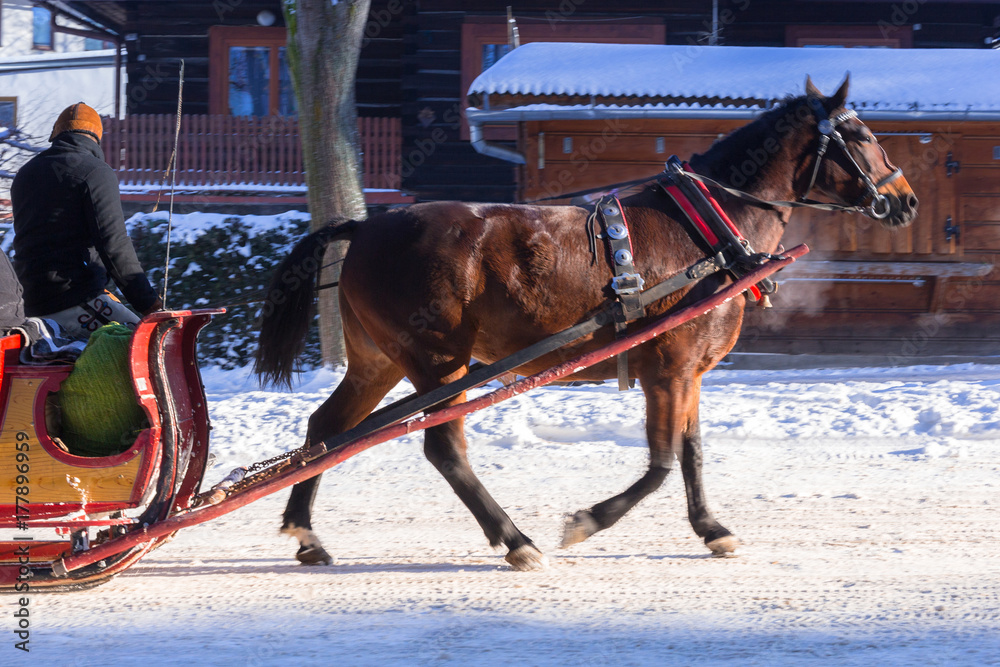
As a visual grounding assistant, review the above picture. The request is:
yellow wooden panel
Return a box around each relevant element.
[0,377,143,505]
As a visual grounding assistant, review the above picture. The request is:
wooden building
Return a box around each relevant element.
[466,42,1000,357]
[59,1,1000,206]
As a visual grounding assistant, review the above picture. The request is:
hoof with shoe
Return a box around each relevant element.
[282,523,333,565]
[560,510,599,548]
[296,544,333,566]
[706,534,740,557]
[505,544,549,571]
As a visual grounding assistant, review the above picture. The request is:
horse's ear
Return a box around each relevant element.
[805,75,823,98]
[829,73,850,108]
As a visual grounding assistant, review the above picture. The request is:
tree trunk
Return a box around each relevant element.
[284,0,371,366]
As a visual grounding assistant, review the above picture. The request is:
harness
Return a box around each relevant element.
[593,160,781,390]
[591,100,901,391]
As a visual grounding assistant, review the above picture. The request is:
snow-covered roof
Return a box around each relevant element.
[468,43,1000,118]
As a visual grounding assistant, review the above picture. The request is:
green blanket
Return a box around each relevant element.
[59,323,148,457]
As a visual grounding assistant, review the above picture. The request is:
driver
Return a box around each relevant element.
[10,103,161,339]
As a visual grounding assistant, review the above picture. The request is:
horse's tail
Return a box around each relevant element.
[254,218,359,388]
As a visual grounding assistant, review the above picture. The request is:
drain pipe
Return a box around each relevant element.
[468,118,526,164]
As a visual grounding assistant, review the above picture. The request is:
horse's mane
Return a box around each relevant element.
[691,95,813,191]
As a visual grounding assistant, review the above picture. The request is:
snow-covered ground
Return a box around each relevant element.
[21,363,1000,665]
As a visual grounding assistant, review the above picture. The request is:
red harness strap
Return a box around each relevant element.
[660,164,766,302]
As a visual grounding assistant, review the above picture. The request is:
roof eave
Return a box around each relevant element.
[466,107,1000,123]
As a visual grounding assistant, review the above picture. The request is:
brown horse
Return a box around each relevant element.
[255,77,917,570]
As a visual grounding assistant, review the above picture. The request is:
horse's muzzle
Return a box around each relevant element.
[879,191,919,228]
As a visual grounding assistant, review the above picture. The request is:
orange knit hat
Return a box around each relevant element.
[49,102,103,142]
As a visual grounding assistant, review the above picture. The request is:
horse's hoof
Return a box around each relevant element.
[282,523,333,565]
[505,544,549,571]
[706,534,740,557]
[560,511,599,548]
[296,544,333,566]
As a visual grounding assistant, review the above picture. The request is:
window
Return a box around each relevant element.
[33,7,53,50]
[460,18,666,140]
[0,98,17,130]
[84,38,115,51]
[481,44,512,71]
[786,26,912,48]
[209,27,296,116]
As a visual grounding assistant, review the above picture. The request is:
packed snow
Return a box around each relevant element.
[19,362,1000,665]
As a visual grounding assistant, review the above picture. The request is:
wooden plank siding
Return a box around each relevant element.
[518,117,1000,356]
[400,2,719,202]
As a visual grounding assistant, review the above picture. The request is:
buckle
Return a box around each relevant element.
[611,273,645,295]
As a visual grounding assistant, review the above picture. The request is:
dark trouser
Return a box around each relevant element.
[41,292,139,340]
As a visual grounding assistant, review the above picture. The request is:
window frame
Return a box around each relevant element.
[0,97,18,130]
[786,25,912,48]
[460,18,665,140]
[209,26,291,116]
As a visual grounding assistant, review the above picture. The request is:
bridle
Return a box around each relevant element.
[801,97,902,219]
[665,100,905,221]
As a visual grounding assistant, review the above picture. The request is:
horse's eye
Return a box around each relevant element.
[861,134,875,143]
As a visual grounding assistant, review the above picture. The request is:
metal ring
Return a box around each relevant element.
[614,249,633,265]
[606,223,628,240]
[817,119,834,136]
[867,194,891,220]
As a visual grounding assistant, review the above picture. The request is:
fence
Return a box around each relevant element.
[101,115,402,191]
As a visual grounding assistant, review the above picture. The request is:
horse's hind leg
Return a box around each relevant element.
[281,310,404,564]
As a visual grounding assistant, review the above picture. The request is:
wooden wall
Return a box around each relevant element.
[721,0,998,49]
[73,0,404,117]
[520,117,1000,357]
[399,1,714,202]
[72,0,1000,204]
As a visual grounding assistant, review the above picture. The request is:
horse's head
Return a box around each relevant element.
[799,75,918,228]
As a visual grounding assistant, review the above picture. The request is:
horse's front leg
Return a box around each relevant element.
[681,403,739,556]
[424,408,547,571]
[560,373,690,548]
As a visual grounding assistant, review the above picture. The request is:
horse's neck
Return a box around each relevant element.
[687,142,804,254]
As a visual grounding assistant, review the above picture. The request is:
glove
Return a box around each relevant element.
[141,298,164,316]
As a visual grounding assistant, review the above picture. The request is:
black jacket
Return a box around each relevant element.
[11,132,159,316]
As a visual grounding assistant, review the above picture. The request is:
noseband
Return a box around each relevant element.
[803,99,903,219]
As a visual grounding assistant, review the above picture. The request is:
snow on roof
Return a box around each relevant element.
[0,49,117,73]
[468,43,1000,114]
